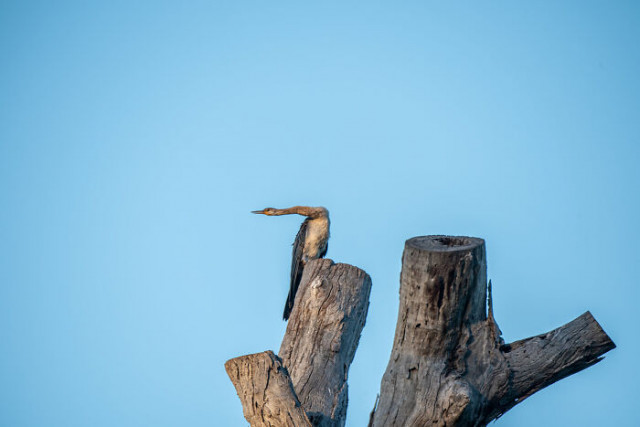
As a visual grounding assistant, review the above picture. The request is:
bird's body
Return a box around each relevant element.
[252,206,330,320]
[300,215,330,261]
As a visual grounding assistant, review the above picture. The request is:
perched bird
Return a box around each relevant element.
[252,206,330,320]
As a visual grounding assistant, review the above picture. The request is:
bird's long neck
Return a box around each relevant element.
[274,206,327,218]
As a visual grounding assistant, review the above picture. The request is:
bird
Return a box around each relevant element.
[252,206,330,320]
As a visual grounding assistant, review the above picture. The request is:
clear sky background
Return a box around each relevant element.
[1,1,638,426]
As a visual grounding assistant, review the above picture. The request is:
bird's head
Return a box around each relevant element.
[252,207,278,216]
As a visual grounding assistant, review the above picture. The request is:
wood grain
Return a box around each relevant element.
[371,236,615,426]
[224,351,312,427]
[226,235,615,427]
[280,258,372,427]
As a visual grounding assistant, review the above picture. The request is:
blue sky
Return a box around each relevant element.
[1,1,638,426]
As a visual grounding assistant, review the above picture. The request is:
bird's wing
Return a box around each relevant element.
[284,218,309,320]
[319,240,328,258]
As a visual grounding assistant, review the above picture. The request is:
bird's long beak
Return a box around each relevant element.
[251,210,266,214]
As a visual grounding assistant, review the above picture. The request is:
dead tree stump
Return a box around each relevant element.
[226,235,615,426]
[225,259,371,427]
[280,259,372,426]
[371,236,616,426]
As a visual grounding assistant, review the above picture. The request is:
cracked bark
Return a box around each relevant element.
[226,235,614,426]
[226,259,371,426]
[370,236,616,427]
[225,351,312,427]
[279,259,371,427]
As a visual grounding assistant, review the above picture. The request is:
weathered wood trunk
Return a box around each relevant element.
[226,235,615,427]
[225,351,312,427]
[371,236,616,426]
[225,259,371,427]
[279,259,372,427]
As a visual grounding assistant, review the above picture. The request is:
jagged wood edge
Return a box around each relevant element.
[224,350,312,427]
